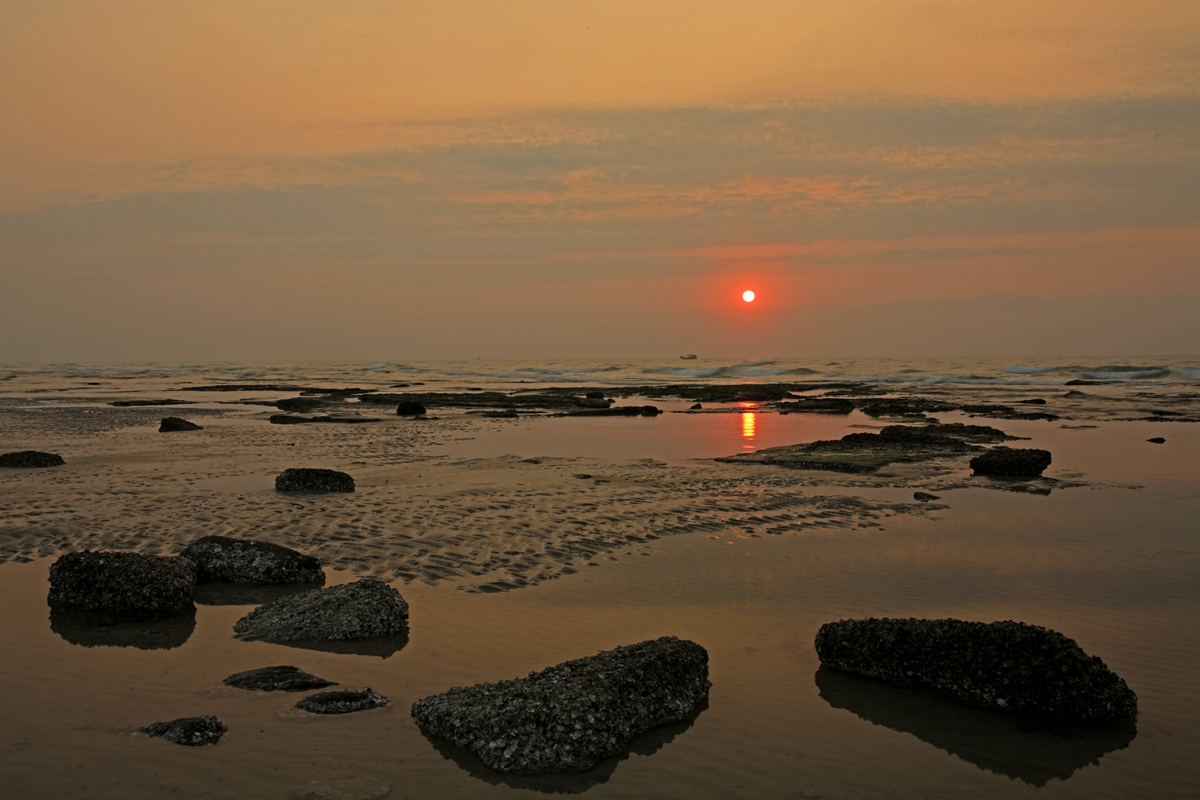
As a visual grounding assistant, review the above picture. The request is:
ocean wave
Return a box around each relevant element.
[1082,367,1170,381]
[1006,365,1067,374]
[1182,368,1200,380]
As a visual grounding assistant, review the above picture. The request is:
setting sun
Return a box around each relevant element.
[742,290,756,303]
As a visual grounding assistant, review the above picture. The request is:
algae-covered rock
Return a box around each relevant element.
[411,636,710,775]
[223,665,335,692]
[297,688,389,715]
[140,715,226,746]
[0,450,65,468]
[815,618,1137,722]
[233,579,408,642]
[180,535,325,585]
[159,417,202,432]
[275,468,355,492]
[48,551,196,619]
[970,446,1052,476]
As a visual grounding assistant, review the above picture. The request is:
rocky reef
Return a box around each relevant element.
[275,468,356,492]
[140,716,226,746]
[0,450,64,467]
[180,535,325,585]
[296,688,389,714]
[233,579,408,642]
[815,618,1137,722]
[411,636,710,775]
[970,446,1053,477]
[47,551,196,619]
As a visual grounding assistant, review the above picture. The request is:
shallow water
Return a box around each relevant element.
[0,360,1197,798]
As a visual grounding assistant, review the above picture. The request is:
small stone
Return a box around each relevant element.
[1147,437,1166,444]
[913,491,940,502]
[0,450,64,468]
[690,403,702,410]
[224,665,335,692]
[275,468,355,492]
[970,446,1052,477]
[396,401,427,416]
[233,579,409,642]
[297,688,389,715]
[140,715,226,746]
[159,417,202,432]
[181,535,325,584]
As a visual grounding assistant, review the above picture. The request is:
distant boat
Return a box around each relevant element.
[680,354,697,360]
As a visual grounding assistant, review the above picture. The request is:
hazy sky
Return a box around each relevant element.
[2,1,1198,361]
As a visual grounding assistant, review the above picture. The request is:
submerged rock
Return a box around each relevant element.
[48,551,196,619]
[815,618,1137,722]
[159,417,202,432]
[396,400,427,416]
[913,491,940,502]
[563,405,662,417]
[297,688,389,715]
[970,446,1052,477]
[411,636,710,775]
[180,535,324,585]
[275,468,355,492]
[140,715,226,746]
[0,450,64,468]
[776,398,855,414]
[233,579,408,642]
[223,665,335,692]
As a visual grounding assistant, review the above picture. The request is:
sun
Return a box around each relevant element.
[742,289,756,303]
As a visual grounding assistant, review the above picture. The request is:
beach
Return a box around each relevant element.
[1,357,1198,798]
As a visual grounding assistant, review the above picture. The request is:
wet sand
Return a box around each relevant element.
[1,382,1198,798]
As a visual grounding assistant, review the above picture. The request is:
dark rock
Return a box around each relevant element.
[858,399,956,418]
[269,414,313,425]
[411,636,710,775]
[396,401,427,416]
[111,399,194,407]
[159,417,202,432]
[584,391,606,399]
[1147,437,1166,444]
[573,474,593,479]
[815,618,1137,722]
[275,468,355,492]
[48,551,196,619]
[180,535,325,585]
[1064,390,1087,398]
[563,406,661,417]
[297,688,389,714]
[913,492,940,502]
[970,447,1052,477]
[223,665,335,692]
[1018,398,1047,405]
[0,450,65,468]
[574,397,613,409]
[776,398,855,414]
[274,396,328,413]
[233,578,409,642]
[50,606,196,650]
[140,715,227,746]
[689,403,702,410]
[192,581,320,606]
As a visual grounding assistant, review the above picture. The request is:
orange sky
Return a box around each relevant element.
[1,1,1198,360]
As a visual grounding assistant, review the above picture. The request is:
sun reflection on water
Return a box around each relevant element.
[740,404,757,451]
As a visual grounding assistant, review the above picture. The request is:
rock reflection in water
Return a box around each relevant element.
[192,581,323,606]
[424,700,708,793]
[49,606,196,650]
[247,630,410,659]
[815,665,1136,786]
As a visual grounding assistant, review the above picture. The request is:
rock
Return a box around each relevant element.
[1018,398,1047,405]
[411,636,710,775]
[913,492,940,502]
[584,391,606,399]
[111,399,194,407]
[776,398,855,414]
[224,665,335,692]
[563,405,662,417]
[140,715,227,746]
[970,446,1052,477]
[296,688,389,715]
[180,535,325,585]
[0,450,65,468]
[294,776,391,800]
[689,403,702,410]
[158,417,202,432]
[396,401,427,416]
[48,551,196,619]
[1147,437,1166,444]
[233,579,409,642]
[815,618,1137,722]
[275,468,355,492]
[270,414,313,425]
[1064,390,1087,398]
[574,397,613,409]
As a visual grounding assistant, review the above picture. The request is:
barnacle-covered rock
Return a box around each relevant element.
[223,665,335,692]
[0,450,64,467]
[140,715,226,746]
[815,618,1136,722]
[233,579,408,642]
[411,636,710,775]
[275,468,355,492]
[48,551,196,619]
[180,535,324,585]
[970,446,1052,477]
[296,688,389,714]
